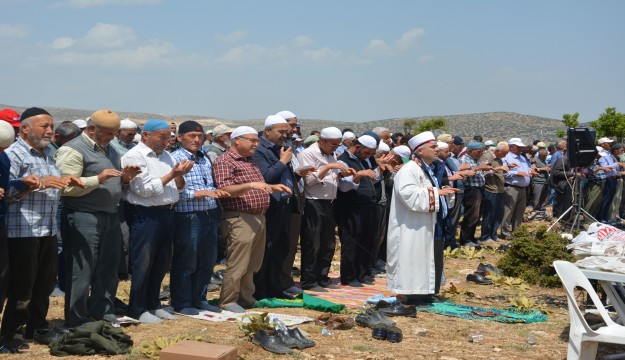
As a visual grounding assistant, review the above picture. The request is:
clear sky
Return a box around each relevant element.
[1,0,624,123]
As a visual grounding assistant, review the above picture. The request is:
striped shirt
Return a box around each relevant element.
[213,149,269,213]
[171,147,218,212]
[4,137,62,238]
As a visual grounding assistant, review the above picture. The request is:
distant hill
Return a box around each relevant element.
[0,104,564,144]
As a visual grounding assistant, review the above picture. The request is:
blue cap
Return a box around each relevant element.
[467,141,484,150]
[453,136,464,146]
[143,119,170,132]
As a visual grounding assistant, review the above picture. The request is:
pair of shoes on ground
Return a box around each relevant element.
[0,336,29,353]
[477,262,503,276]
[315,313,355,330]
[466,270,493,285]
[461,241,482,249]
[375,300,416,317]
[252,328,315,354]
[372,323,402,343]
[355,309,396,328]
[33,326,69,345]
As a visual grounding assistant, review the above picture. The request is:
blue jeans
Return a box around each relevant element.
[170,210,219,310]
[481,191,504,241]
[127,205,175,318]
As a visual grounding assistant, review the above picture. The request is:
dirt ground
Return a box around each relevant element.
[4,218,625,359]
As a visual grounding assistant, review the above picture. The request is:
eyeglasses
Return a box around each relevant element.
[239,137,260,144]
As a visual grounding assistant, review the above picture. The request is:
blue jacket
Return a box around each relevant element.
[251,137,294,203]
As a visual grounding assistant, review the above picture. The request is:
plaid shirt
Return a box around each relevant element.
[460,154,486,188]
[588,159,607,183]
[213,149,269,213]
[171,147,218,212]
[4,137,62,238]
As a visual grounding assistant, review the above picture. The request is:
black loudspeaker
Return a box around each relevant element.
[567,127,597,167]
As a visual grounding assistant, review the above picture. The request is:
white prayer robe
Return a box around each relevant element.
[386,160,440,295]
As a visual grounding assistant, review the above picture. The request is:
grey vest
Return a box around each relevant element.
[62,135,122,214]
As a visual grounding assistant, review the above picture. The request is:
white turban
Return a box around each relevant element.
[0,121,15,148]
[437,141,449,150]
[408,131,435,150]
[320,127,342,139]
[264,115,287,128]
[342,131,356,140]
[120,118,137,130]
[231,126,258,139]
[276,110,297,120]
[377,142,390,154]
[358,135,377,149]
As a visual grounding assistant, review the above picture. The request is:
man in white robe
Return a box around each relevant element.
[386,131,459,304]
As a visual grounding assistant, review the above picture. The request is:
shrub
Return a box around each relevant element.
[497,225,576,288]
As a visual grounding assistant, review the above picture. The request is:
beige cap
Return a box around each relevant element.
[437,133,453,143]
[90,110,121,129]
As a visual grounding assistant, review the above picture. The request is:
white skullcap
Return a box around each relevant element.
[342,131,356,140]
[0,121,15,148]
[377,142,390,153]
[320,127,342,139]
[358,135,377,149]
[484,140,495,146]
[119,118,137,130]
[392,145,411,159]
[73,119,87,129]
[408,131,435,150]
[132,133,141,143]
[264,115,287,128]
[437,141,449,150]
[276,110,297,120]
[231,126,258,139]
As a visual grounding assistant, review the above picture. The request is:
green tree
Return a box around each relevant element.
[402,118,417,134]
[415,117,447,133]
[556,112,579,138]
[590,107,625,141]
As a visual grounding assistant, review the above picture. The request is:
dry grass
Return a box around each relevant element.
[4,217,625,359]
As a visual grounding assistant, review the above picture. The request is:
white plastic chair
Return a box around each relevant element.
[554,260,625,360]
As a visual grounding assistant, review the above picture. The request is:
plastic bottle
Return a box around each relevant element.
[273,318,288,332]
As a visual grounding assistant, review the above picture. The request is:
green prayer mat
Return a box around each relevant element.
[415,301,548,323]
[253,293,345,313]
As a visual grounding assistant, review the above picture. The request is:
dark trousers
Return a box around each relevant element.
[460,187,483,244]
[449,192,463,236]
[127,205,175,318]
[280,212,301,290]
[300,200,337,289]
[371,203,390,265]
[62,210,121,327]
[335,204,375,284]
[171,210,219,310]
[434,239,445,294]
[1,236,57,340]
[532,183,549,212]
[56,203,65,292]
[0,223,7,314]
[254,200,291,300]
[481,191,505,241]
[598,178,617,222]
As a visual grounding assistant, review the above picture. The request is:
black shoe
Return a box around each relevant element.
[372,323,388,340]
[386,326,403,343]
[290,267,301,276]
[466,272,493,285]
[1,337,29,351]
[252,330,293,354]
[355,309,396,328]
[477,263,503,276]
[286,328,315,348]
[318,278,334,288]
[377,301,416,317]
[33,327,69,345]
[276,329,305,349]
